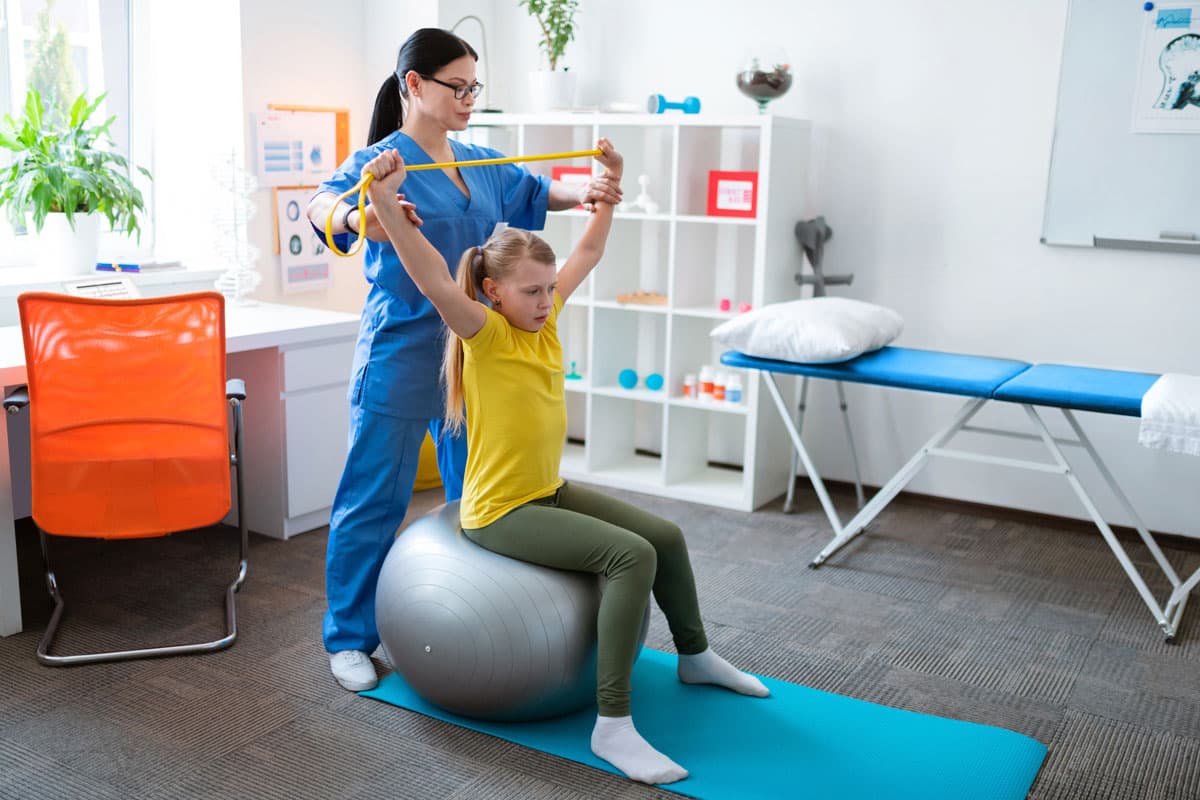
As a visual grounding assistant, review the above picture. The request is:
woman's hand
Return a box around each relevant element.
[578,138,624,212]
[394,195,422,226]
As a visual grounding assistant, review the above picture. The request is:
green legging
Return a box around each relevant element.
[463,481,709,717]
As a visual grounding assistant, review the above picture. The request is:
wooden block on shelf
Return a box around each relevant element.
[616,290,668,305]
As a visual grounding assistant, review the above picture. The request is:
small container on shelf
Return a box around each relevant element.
[682,373,697,398]
[713,372,727,402]
[698,365,715,400]
[726,373,743,404]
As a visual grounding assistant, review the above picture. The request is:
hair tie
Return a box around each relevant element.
[472,245,485,275]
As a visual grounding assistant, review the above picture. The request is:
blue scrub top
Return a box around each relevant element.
[317,132,551,419]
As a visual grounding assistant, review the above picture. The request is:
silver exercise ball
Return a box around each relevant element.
[376,501,650,722]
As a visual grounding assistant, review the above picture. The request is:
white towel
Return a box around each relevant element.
[1139,373,1200,456]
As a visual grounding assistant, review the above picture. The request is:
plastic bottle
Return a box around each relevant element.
[726,373,743,404]
[682,373,697,398]
[713,371,727,401]
[698,365,715,400]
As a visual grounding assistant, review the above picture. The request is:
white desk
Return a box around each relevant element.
[0,301,360,635]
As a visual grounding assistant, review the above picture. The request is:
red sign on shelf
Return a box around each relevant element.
[706,170,758,218]
[552,166,593,210]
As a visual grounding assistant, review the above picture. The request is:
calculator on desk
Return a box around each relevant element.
[60,276,142,299]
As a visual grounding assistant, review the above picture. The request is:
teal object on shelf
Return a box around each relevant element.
[645,372,664,391]
[618,369,638,389]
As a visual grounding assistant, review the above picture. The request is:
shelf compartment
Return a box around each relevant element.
[541,214,590,267]
[522,124,597,180]
[671,221,756,312]
[670,396,748,415]
[591,217,670,304]
[586,395,664,483]
[675,127,762,217]
[664,405,747,498]
[598,124,673,215]
[565,392,587,445]
[667,315,745,407]
[559,302,590,384]
[591,300,668,314]
[591,306,666,393]
[592,385,665,403]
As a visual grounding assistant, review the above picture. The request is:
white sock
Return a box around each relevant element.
[677,648,770,697]
[590,715,688,785]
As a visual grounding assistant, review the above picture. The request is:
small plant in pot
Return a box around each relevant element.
[519,0,580,111]
[0,88,151,274]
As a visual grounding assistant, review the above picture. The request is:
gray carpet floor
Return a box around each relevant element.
[2,482,1199,799]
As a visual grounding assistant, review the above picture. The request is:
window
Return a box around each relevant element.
[0,0,151,267]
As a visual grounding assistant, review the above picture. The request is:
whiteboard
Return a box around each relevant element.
[1042,1,1200,253]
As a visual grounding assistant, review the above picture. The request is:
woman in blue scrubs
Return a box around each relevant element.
[307,28,622,692]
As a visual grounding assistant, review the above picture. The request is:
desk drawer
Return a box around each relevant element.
[282,339,355,393]
[285,385,350,517]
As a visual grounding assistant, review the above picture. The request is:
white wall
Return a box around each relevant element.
[237,0,437,312]
[485,0,1200,537]
[236,0,1200,536]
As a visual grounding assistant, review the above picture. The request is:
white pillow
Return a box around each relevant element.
[710,297,904,364]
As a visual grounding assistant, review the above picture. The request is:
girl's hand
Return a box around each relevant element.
[594,137,623,179]
[578,138,624,212]
[360,150,420,226]
[363,149,407,200]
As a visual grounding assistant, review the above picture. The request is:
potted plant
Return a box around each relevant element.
[519,0,580,111]
[0,88,151,276]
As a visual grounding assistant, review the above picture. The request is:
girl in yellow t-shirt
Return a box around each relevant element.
[362,140,768,787]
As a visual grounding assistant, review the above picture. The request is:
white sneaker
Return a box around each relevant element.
[329,650,378,691]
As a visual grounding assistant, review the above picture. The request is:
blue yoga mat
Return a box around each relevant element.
[362,648,1046,799]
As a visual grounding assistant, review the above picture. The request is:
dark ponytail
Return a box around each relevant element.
[366,28,479,146]
[367,75,403,147]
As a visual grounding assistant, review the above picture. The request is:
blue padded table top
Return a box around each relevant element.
[721,347,1031,398]
[993,363,1160,417]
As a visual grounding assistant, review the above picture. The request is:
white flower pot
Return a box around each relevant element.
[36,212,100,277]
[528,70,577,112]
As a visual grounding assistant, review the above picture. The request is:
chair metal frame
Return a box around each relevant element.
[5,294,250,666]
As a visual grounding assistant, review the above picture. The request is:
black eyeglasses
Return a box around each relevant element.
[420,75,484,100]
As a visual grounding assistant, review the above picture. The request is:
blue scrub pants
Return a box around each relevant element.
[323,404,466,653]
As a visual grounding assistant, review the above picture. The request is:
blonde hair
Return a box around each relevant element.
[442,228,557,434]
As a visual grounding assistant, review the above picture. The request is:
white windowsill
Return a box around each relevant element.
[0,266,226,296]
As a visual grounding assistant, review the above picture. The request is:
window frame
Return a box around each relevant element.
[0,0,153,270]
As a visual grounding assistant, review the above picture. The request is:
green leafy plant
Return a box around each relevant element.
[518,0,580,71]
[0,88,151,240]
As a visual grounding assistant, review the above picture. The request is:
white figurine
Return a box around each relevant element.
[617,174,659,215]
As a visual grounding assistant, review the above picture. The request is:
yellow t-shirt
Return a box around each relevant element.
[458,293,567,529]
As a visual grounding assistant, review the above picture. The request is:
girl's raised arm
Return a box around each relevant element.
[555,139,624,303]
[364,150,486,339]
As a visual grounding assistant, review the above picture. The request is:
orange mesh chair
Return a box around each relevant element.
[5,292,248,666]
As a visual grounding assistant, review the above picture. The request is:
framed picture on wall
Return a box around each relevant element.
[273,186,332,293]
[706,170,758,218]
[552,166,593,209]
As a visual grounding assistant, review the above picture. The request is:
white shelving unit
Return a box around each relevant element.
[457,113,810,511]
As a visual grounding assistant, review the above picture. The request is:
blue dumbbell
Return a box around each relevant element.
[647,94,701,114]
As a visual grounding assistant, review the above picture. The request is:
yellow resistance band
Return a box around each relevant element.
[325,148,602,257]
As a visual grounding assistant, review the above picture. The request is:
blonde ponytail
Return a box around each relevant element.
[441,246,482,434]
